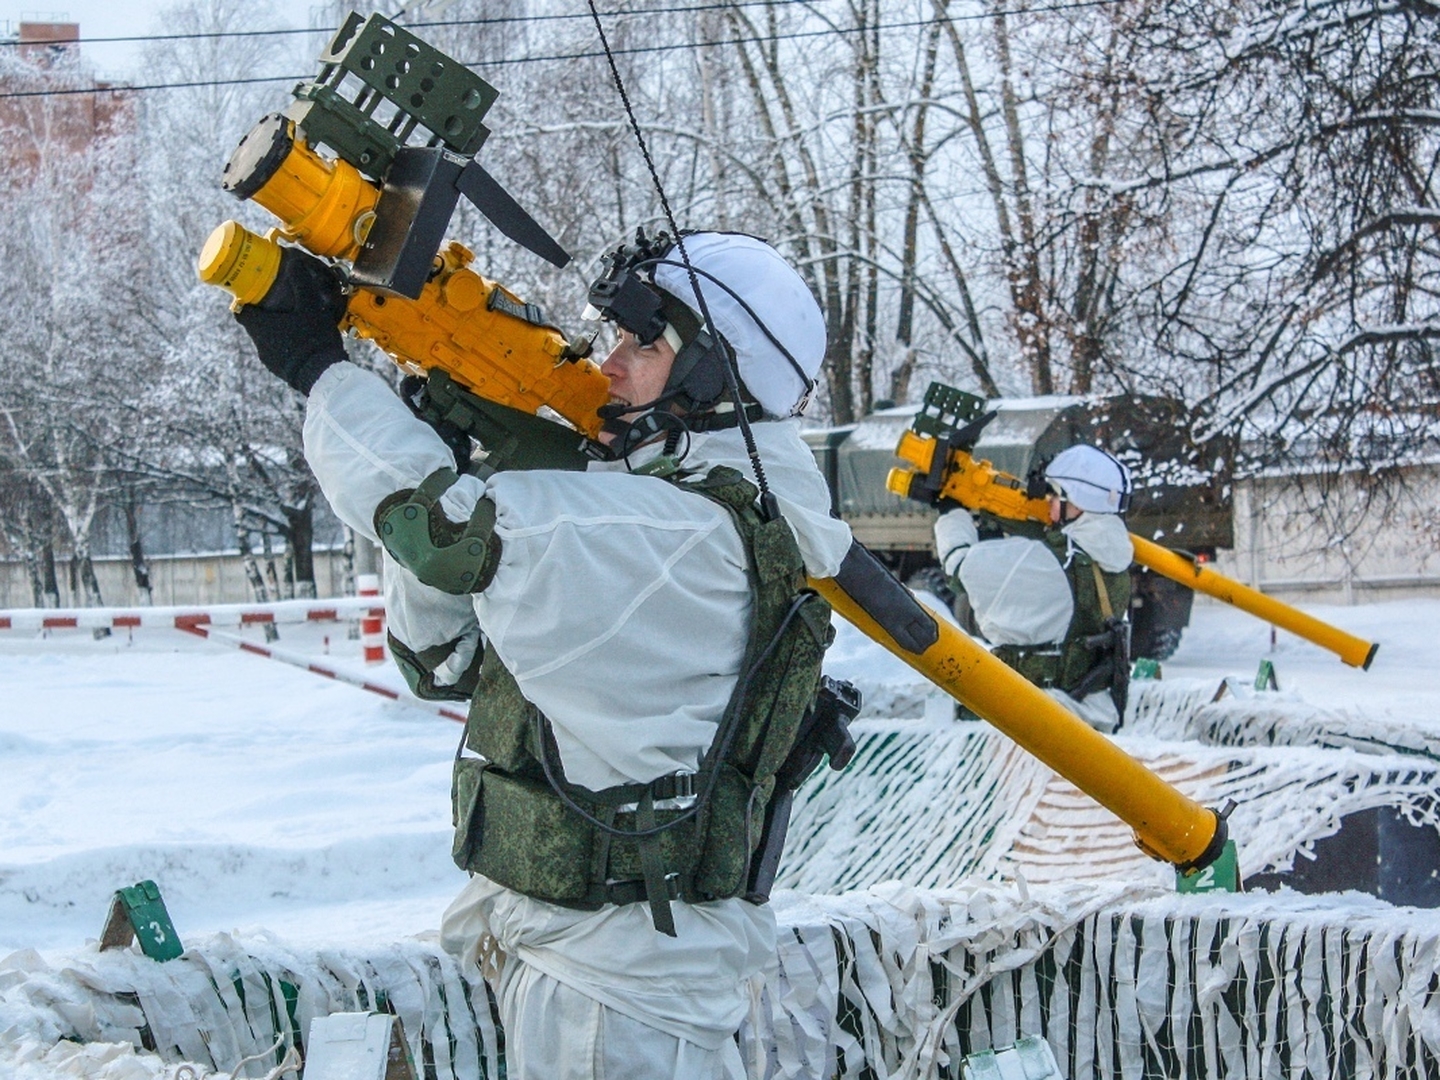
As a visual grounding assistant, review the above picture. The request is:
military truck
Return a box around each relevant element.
[804,393,1234,660]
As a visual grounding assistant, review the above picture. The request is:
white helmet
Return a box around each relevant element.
[1044,445,1132,514]
[649,233,825,417]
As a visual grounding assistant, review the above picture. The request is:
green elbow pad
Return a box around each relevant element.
[375,468,501,594]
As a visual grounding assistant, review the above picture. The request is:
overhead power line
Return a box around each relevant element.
[5,0,796,49]
[0,0,1127,102]
[0,0,1121,52]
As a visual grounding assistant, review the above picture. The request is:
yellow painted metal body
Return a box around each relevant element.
[246,121,380,260]
[196,124,611,439]
[198,221,611,439]
[344,241,610,438]
[197,221,283,309]
[811,576,1220,867]
[887,430,1379,669]
[890,429,1052,521]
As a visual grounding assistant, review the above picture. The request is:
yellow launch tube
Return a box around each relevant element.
[810,574,1224,868]
[1130,537,1378,669]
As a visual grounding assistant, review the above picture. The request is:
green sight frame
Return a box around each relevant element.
[913,381,987,440]
[284,10,499,182]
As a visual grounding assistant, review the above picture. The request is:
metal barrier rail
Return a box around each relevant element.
[0,598,465,723]
[0,597,383,632]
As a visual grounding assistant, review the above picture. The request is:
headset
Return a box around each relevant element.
[584,229,818,434]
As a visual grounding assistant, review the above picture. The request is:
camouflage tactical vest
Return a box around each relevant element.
[449,465,833,934]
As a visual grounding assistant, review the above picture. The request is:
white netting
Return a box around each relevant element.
[763,882,1440,1079]
[0,934,500,1080]
[7,882,1440,1080]
[7,706,1440,1078]
[1128,677,1440,761]
[779,718,1440,893]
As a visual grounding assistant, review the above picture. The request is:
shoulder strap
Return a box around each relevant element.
[1090,561,1114,620]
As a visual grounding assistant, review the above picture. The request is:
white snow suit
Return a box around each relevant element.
[935,509,1134,731]
[302,361,852,1079]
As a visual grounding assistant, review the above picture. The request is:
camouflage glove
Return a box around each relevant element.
[235,247,349,395]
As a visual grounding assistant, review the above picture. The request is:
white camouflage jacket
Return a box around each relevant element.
[301,360,852,1051]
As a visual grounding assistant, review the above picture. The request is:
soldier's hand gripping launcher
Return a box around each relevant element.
[196,11,610,460]
[889,382,1379,669]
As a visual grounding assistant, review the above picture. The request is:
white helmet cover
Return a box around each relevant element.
[1044,445,1132,514]
[650,233,826,417]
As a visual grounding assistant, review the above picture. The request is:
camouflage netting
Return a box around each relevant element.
[778,713,1440,893]
[5,881,1440,1079]
[1125,676,1440,761]
[6,710,1440,1078]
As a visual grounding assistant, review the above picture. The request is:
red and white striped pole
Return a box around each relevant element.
[357,573,386,664]
[0,599,464,724]
[173,618,465,724]
[0,598,383,633]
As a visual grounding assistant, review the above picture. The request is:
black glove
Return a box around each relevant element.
[400,374,474,471]
[235,247,349,395]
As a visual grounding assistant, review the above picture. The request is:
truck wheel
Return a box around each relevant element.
[1130,571,1194,661]
[906,565,956,609]
[1144,626,1185,662]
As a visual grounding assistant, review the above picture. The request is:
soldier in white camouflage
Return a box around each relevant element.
[933,445,1135,732]
[237,230,851,1079]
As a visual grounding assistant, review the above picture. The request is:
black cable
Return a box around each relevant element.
[0,2,1133,101]
[0,1,808,50]
[0,0,1123,51]
[588,0,778,509]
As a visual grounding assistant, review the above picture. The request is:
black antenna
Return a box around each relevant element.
[585,2,777,515]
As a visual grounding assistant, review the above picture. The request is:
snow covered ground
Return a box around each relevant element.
[0,593,1436,1076]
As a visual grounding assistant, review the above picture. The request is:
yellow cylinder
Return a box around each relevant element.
[811,575,1223,869]
[196,220,282,308]
[1131,537,1378,669]
[240,123,379,261]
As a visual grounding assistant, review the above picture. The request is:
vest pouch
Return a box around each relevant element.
[693,762,774,899]
[1059,639,1098,692]
[743,591,833,784]
[451,756,488,871]
[458,766,598,904]
[601,805,701,885]
[995,645,1062,688]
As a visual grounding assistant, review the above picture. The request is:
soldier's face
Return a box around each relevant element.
[1048,494,1082,523]
[598,328,677,444]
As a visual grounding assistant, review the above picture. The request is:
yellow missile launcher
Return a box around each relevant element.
[197,117,610,442]
[887,382,1379,670]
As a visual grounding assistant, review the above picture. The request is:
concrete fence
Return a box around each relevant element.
[0,550,357,610]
